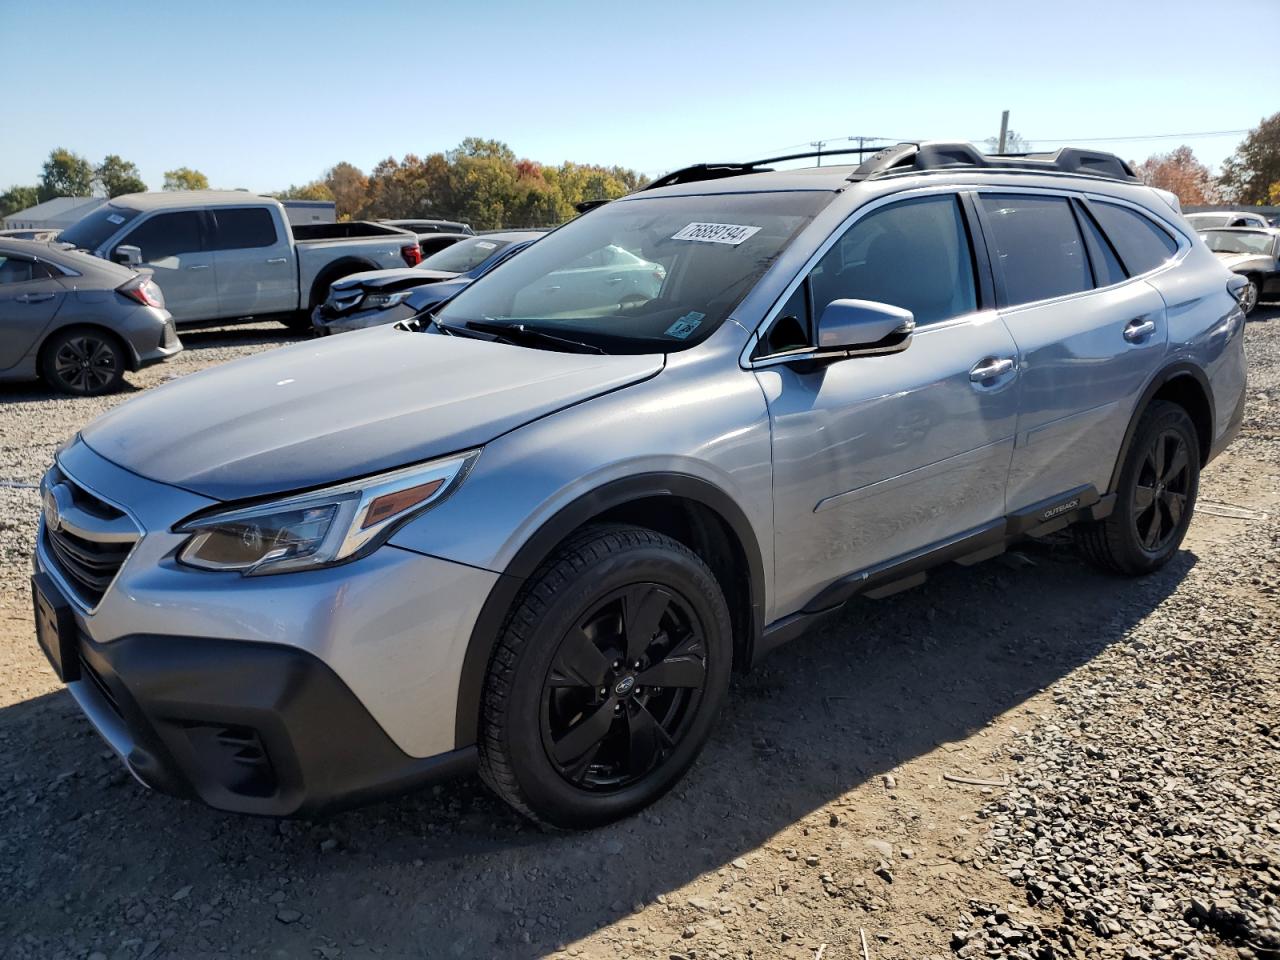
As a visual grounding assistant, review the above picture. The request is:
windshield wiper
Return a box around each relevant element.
[460,318,607,355]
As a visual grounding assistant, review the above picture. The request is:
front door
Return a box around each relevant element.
[756,193,1020,617]
[113,210,217,324]
[209,206,295,318]
[0,253,65,370]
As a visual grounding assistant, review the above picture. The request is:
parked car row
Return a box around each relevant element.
[31,141,1248,828]
[1197,226,1280,314]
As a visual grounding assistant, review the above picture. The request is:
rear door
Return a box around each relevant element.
[209,206,295,317]
[975,191,1172,513]
[0,253,65,369]
[756,192,1021,616]
[113,211,216,323]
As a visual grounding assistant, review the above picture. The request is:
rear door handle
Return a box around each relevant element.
[969,357,1015,382]
[16,292,55,303]
[1124,317,1157,342]
[187,264,210,271]
[266,257,288,264]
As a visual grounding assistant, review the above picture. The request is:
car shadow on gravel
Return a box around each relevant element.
[0,537,1197,957]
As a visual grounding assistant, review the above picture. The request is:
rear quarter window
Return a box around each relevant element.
[210,207,278,250]
[1090,201,1178,276]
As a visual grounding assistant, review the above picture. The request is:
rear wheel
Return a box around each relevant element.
[478,524,732,828]
[1075,400,1199,575]
[40,328,126,396]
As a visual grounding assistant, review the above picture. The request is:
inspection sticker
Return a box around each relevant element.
[475,241,497,250]
[665,311,706,339]
[106,213,125,225]
[671,222,761,245]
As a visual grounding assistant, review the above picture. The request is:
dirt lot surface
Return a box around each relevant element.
[1,316,1277,960]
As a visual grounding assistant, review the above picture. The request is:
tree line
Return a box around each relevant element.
[0,138,646,230]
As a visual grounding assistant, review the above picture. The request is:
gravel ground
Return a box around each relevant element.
[0,313,1277,960]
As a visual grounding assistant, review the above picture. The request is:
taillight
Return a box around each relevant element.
[400,244,422,266]
[119,277,164,308]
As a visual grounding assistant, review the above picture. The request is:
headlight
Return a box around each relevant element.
[175,450,478,575]
[359,290,411,311]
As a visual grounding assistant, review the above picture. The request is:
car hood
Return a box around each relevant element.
[332,267,461,291]
[1213,251,1272,272]
[81,326,664,501]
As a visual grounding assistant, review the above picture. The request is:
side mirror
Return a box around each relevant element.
[816,299,915,356]
[113,245,142,267]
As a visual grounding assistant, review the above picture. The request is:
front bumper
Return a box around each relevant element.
[311,303,418,335]
[63,627,476,816]
[34,440,498,815]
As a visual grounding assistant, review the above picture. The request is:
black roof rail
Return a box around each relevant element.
[848,141,1138,183]
[642,146,886,192]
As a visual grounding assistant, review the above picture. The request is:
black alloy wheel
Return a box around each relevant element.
[42,330,125,396]
[541,583,708,791]
[1132,428,1192,552]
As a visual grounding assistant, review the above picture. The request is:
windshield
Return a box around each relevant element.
[57,204,140,250]
[1199,230,1276,256]
[420,236,513,273]
[434,191,831,353]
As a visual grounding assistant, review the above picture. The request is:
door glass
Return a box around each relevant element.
[808,195,977,327]
[980,195,1090,306]
[119,212,205,263]
[1090,201,1178,276]
[1075,204,1128,288]
[211,207,278,250]
[0,256,55,283]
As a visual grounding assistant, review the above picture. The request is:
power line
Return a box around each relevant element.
[1013,129,1249,145]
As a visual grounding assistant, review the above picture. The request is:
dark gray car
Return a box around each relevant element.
[0,239,181,395]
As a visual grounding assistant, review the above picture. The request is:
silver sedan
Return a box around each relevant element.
[0,239,181,394]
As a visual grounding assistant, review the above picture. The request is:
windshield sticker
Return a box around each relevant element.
[475,241,497,250]
[106,213,125,225]
[671,222,762,246]
[665,311,706,340]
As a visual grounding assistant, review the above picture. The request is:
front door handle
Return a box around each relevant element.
[187,264,210,271]
[1124,317,1157,342]
[16,292,55,303]
[266,257,288,264]
[969,357,1015,382]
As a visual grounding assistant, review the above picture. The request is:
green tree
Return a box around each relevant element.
[1219,113,1280,204]
[39,147,94,200]
[95,154,147,197]
[0,185,40,217]
[163,167,210,191]
[275,181,335,202]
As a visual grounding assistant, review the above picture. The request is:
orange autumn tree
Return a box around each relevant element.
[1132,146,1220,206]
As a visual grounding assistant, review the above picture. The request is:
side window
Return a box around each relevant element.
[0,256,55,284]
[210,207,278,250]
[808,195,978,327]
[979,194,1090,305]
[119,212,205,262]
[1089,201,1178,276]
[1074,202,1127,288]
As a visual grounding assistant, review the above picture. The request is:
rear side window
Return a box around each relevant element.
[0,255,55,284]
[120,212,205,262]
[1090,201,1178,276]
[211,207,278,250]
[1074,203,1127,287]
[979,195,1090,306]
[808,194,978,327]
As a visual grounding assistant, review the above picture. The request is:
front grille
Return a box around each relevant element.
[41,468,140,607]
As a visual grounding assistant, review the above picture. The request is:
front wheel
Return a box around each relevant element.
[1240,278,1260,317]
[478,524,732,828]
[1075,400,1200,575]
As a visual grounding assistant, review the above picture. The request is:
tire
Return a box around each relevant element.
[1240,278,1260,317]
[1075,400,1200,576]
[40,328,127,396]
[478,523,732,829]
[278,311,315,333]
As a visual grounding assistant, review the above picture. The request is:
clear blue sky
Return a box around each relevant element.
[3,0,1277,194]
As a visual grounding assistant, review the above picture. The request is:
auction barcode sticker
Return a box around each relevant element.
[671,222,762,245]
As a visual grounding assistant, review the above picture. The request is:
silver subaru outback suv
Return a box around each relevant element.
[33,142,1247,827]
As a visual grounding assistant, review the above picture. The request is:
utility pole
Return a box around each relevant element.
[810,140,827,166]
[997,110,1010,154]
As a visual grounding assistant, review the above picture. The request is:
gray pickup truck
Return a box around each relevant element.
[57,192,421,329]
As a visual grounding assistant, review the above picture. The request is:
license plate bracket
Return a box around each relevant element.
[32,572,80,683]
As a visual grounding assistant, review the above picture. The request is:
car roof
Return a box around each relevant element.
[106,190,276,211]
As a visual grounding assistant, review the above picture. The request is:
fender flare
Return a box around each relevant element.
[1107,360,1215,494]
[452,472,766,749]
[307,258,379,309]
